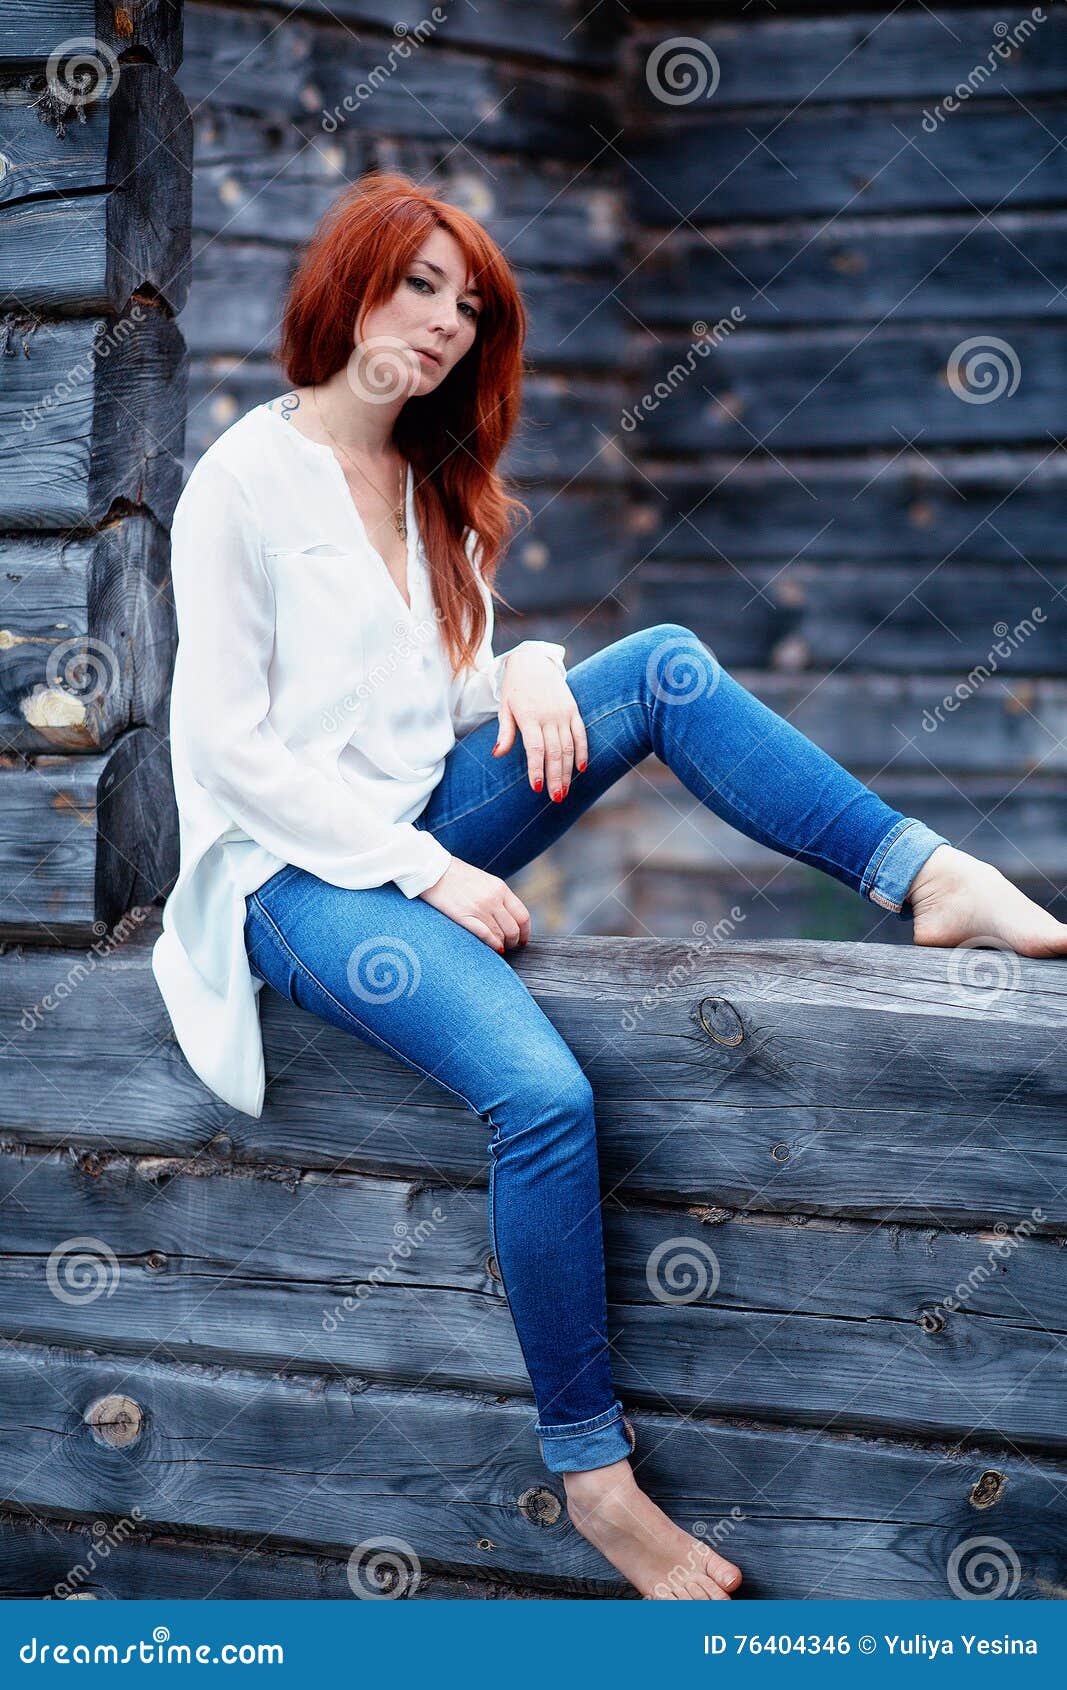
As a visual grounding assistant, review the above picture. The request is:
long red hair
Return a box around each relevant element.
[278,170,529,674]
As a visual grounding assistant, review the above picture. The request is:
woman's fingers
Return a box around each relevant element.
[503,886,532,944]
[542,721,565,799]
[571,709,589,773]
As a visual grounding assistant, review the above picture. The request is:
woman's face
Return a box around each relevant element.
[356,226,481,396]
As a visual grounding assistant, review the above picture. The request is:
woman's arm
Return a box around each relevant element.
[170,456,452,897]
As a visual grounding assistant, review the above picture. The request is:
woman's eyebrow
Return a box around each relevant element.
[411,257,482,301]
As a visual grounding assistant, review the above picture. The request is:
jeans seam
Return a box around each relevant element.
[427,699,646,830]
[246,894,485,1119]
[667,734,872,889]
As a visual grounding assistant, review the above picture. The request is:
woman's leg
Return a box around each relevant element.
[416,620,949,912]
[243,870,638,1475]
[419,621,1067,957]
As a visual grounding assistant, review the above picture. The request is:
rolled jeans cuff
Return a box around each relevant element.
[862,818,950,917]
[536,1402,636,1474]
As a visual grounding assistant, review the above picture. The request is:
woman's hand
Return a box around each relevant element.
[491,648,588,799]
[418,857,531,953]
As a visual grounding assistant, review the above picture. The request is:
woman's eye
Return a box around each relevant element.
[407,275,431,292]
[460,302,479,321]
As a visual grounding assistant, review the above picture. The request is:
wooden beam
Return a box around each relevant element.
[0,65,192,315]
[0,516,174,753]
[0,2,182,71]
[0,730,176,941]
[0,312,187,530]
[2,920,1066,1228]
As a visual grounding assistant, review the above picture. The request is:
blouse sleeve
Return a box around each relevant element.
[447,530,567,738]
[170,456,453,899]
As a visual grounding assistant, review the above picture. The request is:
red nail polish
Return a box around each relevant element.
[562,785,569,798]
[534,778,543,792]
[577,761,587,772]
[491,742,500,755]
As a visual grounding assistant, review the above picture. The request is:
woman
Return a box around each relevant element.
[153,171,1067,1601]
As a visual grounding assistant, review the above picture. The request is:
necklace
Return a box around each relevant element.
[311,388,407,541]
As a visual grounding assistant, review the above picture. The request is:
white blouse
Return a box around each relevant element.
[151,400,567,1119]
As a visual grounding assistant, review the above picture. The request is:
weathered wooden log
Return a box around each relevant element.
[2,919,1066,1228]
[0,730,176,941]
[190,111,620,270]
[637,562,1065,672]
[0,1339,1061,1597]
[281,0,616,68]
[0,516,174,753]
[0,312,187,529]
[628,106,1067,223]
[0,2,182,71]
[626,211,1067,327]
[633,6,1067,109]
[180,4,613,161]
[0,1509,544,1600]
[0,65,192,316]
[632,324,1064,451]
[1,1144,1063,1451]
[634,451,1067,565]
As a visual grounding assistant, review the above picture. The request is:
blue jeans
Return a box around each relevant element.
[242,624,948,1474]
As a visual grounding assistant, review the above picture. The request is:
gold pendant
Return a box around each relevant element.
[395,510,407,539]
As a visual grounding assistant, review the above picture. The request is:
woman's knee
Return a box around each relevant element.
[627,622,721,701]
[494,1057,596,1142]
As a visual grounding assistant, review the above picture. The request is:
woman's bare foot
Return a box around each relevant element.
[564,1459,743,1599]
[907,844,1067,958]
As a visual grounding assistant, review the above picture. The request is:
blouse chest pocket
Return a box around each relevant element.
[263,544,366,693]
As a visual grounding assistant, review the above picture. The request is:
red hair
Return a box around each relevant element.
[278,170,529,673]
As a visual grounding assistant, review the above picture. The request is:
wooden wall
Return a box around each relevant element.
[623,1,1067,940]
[0,11,188,938]
[1,929,1063,1597]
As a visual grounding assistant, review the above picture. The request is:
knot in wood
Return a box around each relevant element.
[697,996,744,1046]
[518,1485,562,1527]
[84,1393,143,1448]
[969,1470,1006,1510]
